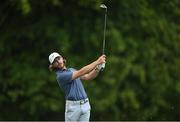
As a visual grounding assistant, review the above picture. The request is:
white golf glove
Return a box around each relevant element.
[101,62,105,69]
[95,63,105,72]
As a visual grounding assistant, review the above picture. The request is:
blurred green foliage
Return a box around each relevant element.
[0,0,179,121]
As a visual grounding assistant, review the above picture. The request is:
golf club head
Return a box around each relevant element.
[100,4,107,9]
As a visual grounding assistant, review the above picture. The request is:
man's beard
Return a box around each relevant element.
[58,63,65,69]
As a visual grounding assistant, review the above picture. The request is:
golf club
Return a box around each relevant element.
[100,4,107,70]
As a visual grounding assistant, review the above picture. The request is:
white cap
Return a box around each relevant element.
[49,52,61,64]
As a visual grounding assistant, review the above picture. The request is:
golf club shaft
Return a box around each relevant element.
[102,8,107,55]
[101,6,107,70]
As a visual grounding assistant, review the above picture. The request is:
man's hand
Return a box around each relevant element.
[95,55,106,72]
[96,55,106,65]
[96,64,102,72]
[101,62,105,69]
[95,62,106,72]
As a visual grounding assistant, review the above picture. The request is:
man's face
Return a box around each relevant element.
[52,56,65,69]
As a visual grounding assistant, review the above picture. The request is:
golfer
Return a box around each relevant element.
[48,52,106,122]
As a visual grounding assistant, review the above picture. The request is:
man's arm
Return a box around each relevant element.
[80,68,99,81]
[72,55,106,80]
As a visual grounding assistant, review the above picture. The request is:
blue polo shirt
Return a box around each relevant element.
[56,68,87,101]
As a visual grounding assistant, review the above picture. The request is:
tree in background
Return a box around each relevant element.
[0,0,179,120]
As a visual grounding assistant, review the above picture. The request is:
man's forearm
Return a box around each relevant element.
[79,61,99,76]
[87,69,99,80]
[72,55,105,80]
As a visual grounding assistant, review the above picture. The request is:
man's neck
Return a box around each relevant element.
[59,66,67,70]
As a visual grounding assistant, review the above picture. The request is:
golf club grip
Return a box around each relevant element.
[101,63,105,71]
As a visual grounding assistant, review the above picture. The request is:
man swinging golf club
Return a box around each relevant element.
[48,52,106,121]
[48,4,107,121]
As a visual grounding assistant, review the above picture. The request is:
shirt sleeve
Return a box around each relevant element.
[56,71,73,84]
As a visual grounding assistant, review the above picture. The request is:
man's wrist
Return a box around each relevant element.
[95,64,102,73]
[95,68,100,73]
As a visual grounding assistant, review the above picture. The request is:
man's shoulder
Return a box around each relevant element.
[56,68,73,82]
[68,68,77,72]
[55,68,75,79]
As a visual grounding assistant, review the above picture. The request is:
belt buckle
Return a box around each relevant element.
[80,99,88,105]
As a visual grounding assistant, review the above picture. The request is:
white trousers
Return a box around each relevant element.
[65,98,91,122]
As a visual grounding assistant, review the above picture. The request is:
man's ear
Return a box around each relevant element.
[63,59,66,64]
